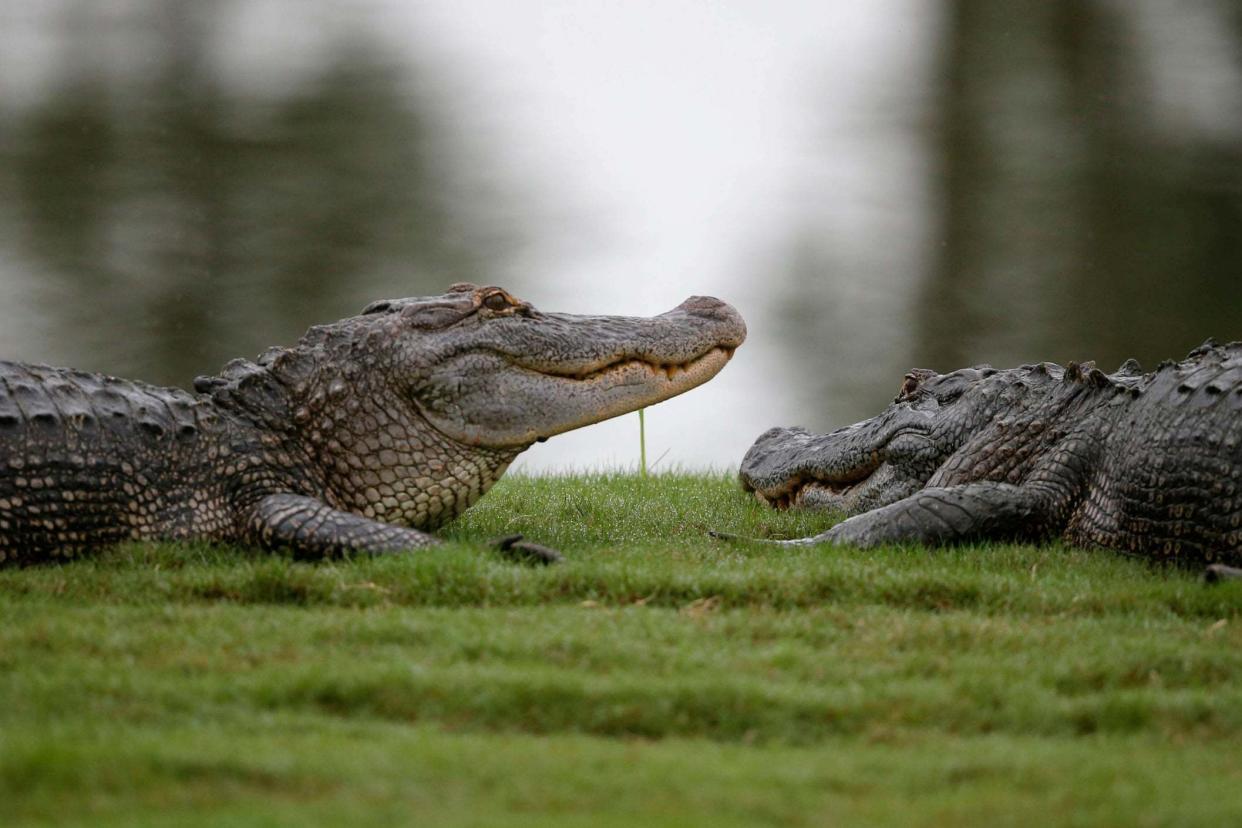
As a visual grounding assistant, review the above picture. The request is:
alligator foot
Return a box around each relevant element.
[707,529,830,546]
[247,493,441,558]
[1203,564,1242,583]
[708,529,780,544]
[490,534,564,565]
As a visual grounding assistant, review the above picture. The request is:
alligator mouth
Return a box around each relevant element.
[519,345,738,384]
[420,343,740,448]
[745,461,880,511]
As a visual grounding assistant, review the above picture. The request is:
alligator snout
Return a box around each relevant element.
[738,426,813,494]
[666,295,747,348]
[676,294,735,319]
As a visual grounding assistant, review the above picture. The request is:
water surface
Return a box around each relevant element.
[1,1,1239,471]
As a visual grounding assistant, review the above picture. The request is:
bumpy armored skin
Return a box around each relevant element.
[738,341,1242,571]
[0,284,746,563]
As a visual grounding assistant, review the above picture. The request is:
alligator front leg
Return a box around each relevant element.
[242,494,562,563]
[243,494,440,558]
[776,482,1056,549]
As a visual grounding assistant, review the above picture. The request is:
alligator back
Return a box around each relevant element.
[739,341,1242,568]
[0,361,237,559]
[1077,345,1242,562]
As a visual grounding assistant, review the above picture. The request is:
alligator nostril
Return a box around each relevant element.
[671,296,746,344]
[679,295,725,310]
[676,295,733,319]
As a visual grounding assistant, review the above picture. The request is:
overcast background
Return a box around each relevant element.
[1,0,1239,471]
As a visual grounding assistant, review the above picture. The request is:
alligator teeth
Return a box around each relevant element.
[756,471,873,511]
[756,488,794,510]
[535,347,731,383]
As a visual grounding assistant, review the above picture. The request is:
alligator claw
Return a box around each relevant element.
[490,533,564,565]
[709,527,843,547]
[707,529,795,546]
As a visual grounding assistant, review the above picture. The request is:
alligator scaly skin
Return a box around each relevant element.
[0,284,747,562]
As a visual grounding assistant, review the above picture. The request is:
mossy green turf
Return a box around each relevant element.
[2,472,1241,826]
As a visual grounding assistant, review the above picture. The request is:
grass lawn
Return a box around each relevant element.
[2,472,1241,826]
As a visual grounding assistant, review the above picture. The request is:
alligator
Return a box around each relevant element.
[0,284,745,563]
[733,341,1242,580]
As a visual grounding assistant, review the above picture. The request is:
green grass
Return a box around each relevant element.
[2,472,1241,826]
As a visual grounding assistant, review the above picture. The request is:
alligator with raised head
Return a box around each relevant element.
[0,284,745,563]
[735,341,1242,580]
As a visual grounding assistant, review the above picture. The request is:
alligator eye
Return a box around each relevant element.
[361,300,393,315]
[401,304,466,329]
[900,374,920,398]
[483,292,510,311]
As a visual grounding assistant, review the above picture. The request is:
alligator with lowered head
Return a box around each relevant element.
[0,284,745,563]
[736,341,1242,580]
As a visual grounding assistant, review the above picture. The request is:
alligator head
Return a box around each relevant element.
[739,362,1064,515]
[198,283,745,527]
[380,284,746,447]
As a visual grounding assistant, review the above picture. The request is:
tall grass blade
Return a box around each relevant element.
[638,408,648,477]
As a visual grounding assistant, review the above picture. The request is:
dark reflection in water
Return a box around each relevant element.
[920,0,1242,368]
[776,0,1242,431]
[1,2,1239,466]
[0,2,515,386]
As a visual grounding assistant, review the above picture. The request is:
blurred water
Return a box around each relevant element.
[1,0,1240,472]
